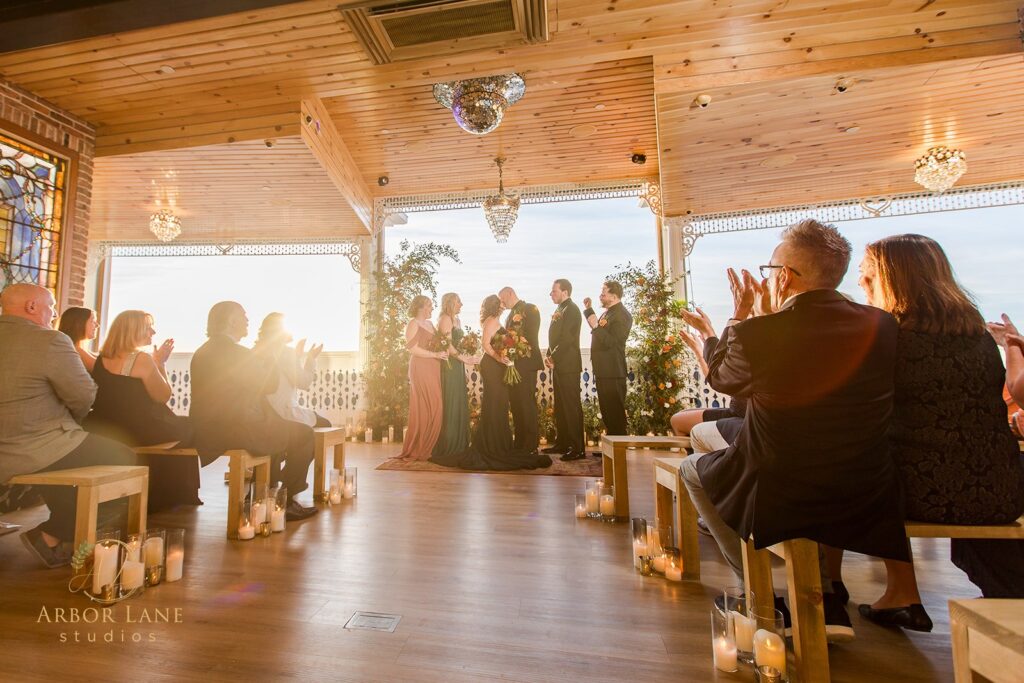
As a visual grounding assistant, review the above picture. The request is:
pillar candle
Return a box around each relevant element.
[713,636,738,672]
[585,487,599,514]
[165,549,184,582]
[575,502,587,518]
[646,526,661,557]
[125,539,141,563]
[388,426,395,441]
[251,501,267,525]
[238,522,255,540]
[343,483,355,499]
[143,537,164,568]
[365,428,373,442]
[731,612,757,652]
[271,507,286,532]
[632,541,645,569]
[92,543,119,595]
[652,554,666,573]
[753,629,787,676]
[121,559,144,590]
[599,494,615,516]
[665,564,683,581]
[329,486,342,504]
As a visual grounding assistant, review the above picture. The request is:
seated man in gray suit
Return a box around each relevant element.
[0,283,136,568]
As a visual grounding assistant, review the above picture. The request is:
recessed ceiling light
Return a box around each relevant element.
[594,104,606,110]
[569,124,597,138]
[843,126,861,134]
[261,185,272,191]
[157,65,175,75]
[381,129,390,134]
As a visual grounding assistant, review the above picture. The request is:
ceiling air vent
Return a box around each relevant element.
[341,0,548,65]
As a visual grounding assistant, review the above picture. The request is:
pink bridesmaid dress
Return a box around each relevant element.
[399,324,443,459]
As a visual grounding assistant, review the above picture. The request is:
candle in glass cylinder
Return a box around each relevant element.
[713,636,738,672]
[238,521,255,540]
[599,494,615,517]
[732,612,756,653]
[251,500,267,525]
[585,486,600,515]
[388,425,395,442]
[652,554,666,574]
[665,563,682,581]
[329,486,341,504]
[364,428,373,443]
[646,526,661,558]
[575,495,587,519]
[753,630,787,676]
[121,560,144,590]
[92,543,119,595]
[165,549,184,582]
[271,506,286,532]
[143,536,164,567]
[343,483,355,499]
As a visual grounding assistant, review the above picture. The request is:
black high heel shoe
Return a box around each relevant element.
[857,603,933,632]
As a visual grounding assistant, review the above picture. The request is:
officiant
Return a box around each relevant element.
[544,279,585,461]
[585,281,633,437]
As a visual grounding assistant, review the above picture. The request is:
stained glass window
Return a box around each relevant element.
[0,132,67,294]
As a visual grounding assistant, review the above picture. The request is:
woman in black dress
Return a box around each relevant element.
[852,235,1024,629]
[84,310,197,510]
[434,295,550,471]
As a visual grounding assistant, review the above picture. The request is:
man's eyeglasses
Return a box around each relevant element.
[758,264,802,279]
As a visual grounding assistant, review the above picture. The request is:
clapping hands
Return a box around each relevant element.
[988,314,1024,350]
[153,339,174,365]
[679,307,716,342]
[727,268,759,320]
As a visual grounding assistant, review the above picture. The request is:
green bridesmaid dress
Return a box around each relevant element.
[432,327,470,459]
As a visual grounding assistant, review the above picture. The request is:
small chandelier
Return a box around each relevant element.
[914,146,966,193]
[482,157,519,243]
[149,208,182,242]
[433,73,525,135]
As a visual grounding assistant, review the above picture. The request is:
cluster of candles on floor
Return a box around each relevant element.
[630,517,683,581]
[89,527,184,602]
[328,467,358,505]
[344,423,407,444]
[574,480,616,522]
[237,483,289,540]
[711,586,788,681]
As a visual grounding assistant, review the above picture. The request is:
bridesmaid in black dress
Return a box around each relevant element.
[83,310,197,510]
[435,295,550,471]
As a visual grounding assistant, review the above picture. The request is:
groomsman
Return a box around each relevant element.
[584,281,633,438]
[545,279,585,461]
[499,287,543,454]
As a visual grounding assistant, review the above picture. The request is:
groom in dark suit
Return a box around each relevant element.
[545,279,585,461]
[585,281,633,438]
[499,287,543,454]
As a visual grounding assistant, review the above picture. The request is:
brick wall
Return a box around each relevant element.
[0,77,96,307]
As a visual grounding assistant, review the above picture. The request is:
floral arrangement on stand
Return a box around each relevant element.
[605,260,695,435]
[363,240,460,439]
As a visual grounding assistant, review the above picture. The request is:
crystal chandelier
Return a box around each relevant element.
[149,208,182,242]
[482,157,519,243]
[433,73,525,135]
[914,146,966,193]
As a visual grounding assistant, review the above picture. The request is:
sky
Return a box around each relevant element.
[107,199,1023,352]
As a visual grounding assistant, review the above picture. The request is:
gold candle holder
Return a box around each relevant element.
[146,565,163,587]
[639,555,654,576]
[259,522,272,537]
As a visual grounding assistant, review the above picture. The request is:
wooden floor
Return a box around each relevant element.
[0,446,975,682]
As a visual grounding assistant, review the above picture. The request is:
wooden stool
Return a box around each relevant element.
[949,599,1024,683]
[134,445,271,539]
[312,427,346,503]
[653,456,700,580]
[600,435,690,519]
[10,466,149,550]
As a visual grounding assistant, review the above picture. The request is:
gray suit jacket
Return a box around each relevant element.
[0,314,97,483]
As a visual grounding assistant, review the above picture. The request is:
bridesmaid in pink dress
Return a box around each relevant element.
[399,295,447,459]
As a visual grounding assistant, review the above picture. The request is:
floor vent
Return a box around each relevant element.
[343,611,402,633]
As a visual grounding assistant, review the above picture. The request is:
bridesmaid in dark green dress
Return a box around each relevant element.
[431,293,474,460]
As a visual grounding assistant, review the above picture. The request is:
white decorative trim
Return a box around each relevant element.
[378,178,646,214]
[101,239,366,272]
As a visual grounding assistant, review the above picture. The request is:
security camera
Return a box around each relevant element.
[304,115,313,124]
[834,78,854,93]
[693,94,712,108]
[631,153,646,165]
[264,139,274,148]
[377,175,390,186]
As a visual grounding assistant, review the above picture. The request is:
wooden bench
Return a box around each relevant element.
[742,516,1024,683]
[600,435,690,519]
[9,466,149,550]
[653,456,700,580]
[133,445,271,539]
[949,599,1024,683]
[312,427,346,503]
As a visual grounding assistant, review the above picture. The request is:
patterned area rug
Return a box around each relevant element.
[376,455,603,476]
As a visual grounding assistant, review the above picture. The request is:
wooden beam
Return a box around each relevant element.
[300,97,373,231]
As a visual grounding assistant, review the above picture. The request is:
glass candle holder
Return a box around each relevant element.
[252,483,269,534]
[329,468,342,504]
[343,467,357,499]
[92,529,121,598]
[120,532,145,597]
[646,524,662,560]
[664,547,683,581]
[574,494,588,519]
[144,528,166,586]
[724,586,757,663]
[388,425,395,442]
[711,606,738,672]
[631,517,648,570]
[238,500,255,540]
[364,427,373,443]
[165,529,185,582]
[585,480,601,518]
[403,426,408,442]
[599,483,616,522]
[752,606,788,680]
[639,555,654,576]
[271,485,288,532]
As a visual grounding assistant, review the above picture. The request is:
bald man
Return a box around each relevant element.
[498,287,543,454]
[0,284,136,568]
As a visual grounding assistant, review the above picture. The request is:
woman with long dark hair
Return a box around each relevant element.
[58,306,98,371]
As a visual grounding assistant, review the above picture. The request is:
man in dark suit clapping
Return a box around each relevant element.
[499,287,543,454]
[545,279,585,461]
[584,281,633,438]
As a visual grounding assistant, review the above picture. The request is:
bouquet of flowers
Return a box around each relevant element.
[429,329,452,369]
[458,327,482,356]
[491,328,532,385]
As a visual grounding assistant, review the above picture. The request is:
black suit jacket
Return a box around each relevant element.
[695,289,909,561]
[586,302,633,379]
[548,299,583,374]
[506,300,543,373]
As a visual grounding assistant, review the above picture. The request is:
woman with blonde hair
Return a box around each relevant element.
[397,295,447,459]
[84,310,197,509]
[843,234,1024,629]
[429,293,478,461]
[252,312,328,428]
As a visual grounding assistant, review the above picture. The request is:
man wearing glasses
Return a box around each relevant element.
[677,219,909,641]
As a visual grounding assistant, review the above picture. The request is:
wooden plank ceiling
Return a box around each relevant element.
[0,0,1022,240]
[89,137,364,241]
